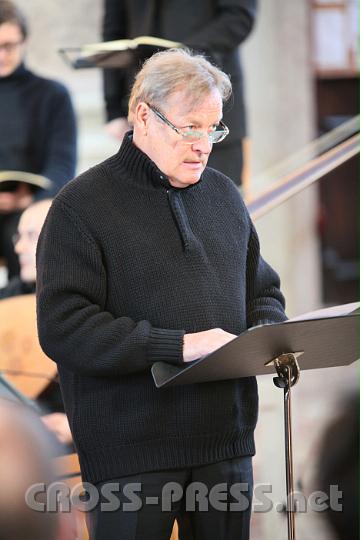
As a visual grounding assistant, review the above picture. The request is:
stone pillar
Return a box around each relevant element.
[243,2,319,538]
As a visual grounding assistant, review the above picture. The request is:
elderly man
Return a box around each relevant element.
[37,49,286,540]
[0,199,52,299]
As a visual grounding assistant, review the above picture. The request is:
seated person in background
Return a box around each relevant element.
[0,199,72,447]
[0,399,76,540]
[0,0,77,278]
[316,392,359,540]
[0,199,51,299]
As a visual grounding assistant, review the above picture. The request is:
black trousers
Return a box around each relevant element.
[88,456,253,540]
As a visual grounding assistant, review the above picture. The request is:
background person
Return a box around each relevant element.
[0,399,76,540]
[0,199,72,447]
[0,0,77,279]
[0,199,52,299]
[37,49,286,540]
[316,392,359,540]
[102,0,257,187]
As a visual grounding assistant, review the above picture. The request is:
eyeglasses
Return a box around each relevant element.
[0,41,23,53]
[147,104,229,144]
[12,231,39,245]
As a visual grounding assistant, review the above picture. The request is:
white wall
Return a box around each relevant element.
[243,0,321,318]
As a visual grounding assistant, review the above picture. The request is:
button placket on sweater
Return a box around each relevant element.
[166,188,195,252]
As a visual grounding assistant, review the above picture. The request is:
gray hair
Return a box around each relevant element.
[128,48,232,123]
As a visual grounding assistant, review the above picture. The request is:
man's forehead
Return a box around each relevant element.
[0,21,23,39]
[19,209,44,231]
[19,201,52,228]
[164,89,223,119]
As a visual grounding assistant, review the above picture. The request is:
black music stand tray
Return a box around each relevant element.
[152,302,359,540]
[0,374,41,411]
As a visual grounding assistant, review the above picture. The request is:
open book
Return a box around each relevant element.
[59,36,182,69]
[151,302,359,388]
[0,170,52,193]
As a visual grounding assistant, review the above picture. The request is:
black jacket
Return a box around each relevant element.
[0,276,35,300]
[0,64,77,197]
[37,133,285,484]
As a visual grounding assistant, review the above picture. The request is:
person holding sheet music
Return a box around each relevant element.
[37,49,286,540]
[102,0,257,188]
[0,0,76,279]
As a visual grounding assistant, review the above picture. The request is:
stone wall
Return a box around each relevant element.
[15,0,118,175]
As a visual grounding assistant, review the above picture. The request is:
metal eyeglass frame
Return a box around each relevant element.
[147,103,229,144]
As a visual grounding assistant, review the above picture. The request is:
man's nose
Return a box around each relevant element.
[14,235,27,254]
[191,134,213,154]
[14,239,22,254]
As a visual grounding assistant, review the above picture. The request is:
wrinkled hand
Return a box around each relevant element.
[41,413,73,445]
[0,184,33,214]
[105,117,130,141]
[183,328,237,363]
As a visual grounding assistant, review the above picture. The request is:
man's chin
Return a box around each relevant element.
[0,60,21,78]
[183,169,205,185]
[20,270,36,283]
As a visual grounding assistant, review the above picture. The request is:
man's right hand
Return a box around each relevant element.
[183,328,237,363]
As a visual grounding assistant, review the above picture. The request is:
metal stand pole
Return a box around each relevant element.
[272,352,302,540]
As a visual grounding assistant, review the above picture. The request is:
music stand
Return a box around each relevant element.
[0,374,41,413]
[152,303,359,540]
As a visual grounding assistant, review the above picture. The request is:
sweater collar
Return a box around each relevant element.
[0,62,29,84]
[111,131,203,191]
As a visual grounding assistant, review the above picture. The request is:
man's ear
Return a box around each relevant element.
[134,102,150,135]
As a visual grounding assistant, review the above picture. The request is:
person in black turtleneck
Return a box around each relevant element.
[37,49,287,540]
[0,0,77,279]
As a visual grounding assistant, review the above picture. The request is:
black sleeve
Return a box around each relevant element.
[36,85,77,198]
[245,220,287,327]
[36,199,185,377]
[184,0,257,53]
[102,0,130,121]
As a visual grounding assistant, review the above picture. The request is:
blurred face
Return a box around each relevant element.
[14,202,50,283]
[134,89,223,188]
[0,22,25,77]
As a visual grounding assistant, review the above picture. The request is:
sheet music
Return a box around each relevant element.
[287,302,359,322]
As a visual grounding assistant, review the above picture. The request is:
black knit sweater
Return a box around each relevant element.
[36,133,286,483]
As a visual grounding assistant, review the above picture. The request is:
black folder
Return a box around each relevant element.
[151,303,359,388]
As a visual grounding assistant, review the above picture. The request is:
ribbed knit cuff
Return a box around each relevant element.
[147,328,185,366]
[250,318,276,328]
[249,312,288,329]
